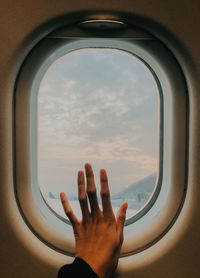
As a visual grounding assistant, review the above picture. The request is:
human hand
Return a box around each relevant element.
[60,163,128,278]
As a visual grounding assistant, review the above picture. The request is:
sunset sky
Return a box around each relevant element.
[38,48,159,197]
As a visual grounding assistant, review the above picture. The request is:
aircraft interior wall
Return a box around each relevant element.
[0,1,200,277]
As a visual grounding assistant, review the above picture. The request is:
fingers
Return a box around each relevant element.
[60,192,79,233]
[100,169,114,218]
[78,170,90,220]
[85,163,100,217]
[116,202,128,243]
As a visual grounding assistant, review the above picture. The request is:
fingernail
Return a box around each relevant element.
[123,201,128,213]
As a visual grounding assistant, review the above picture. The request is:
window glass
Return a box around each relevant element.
[38,48,159,221]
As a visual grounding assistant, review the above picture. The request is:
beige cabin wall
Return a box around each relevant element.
[0,1,199,277]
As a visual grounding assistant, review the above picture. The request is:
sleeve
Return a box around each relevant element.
[58,257,99,278]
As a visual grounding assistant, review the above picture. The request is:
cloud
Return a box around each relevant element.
[37,48,160,194]
[63,80,76,89]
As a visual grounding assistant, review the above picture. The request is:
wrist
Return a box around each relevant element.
[78,256,115,278]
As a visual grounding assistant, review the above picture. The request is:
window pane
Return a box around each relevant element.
[38,48,160,221]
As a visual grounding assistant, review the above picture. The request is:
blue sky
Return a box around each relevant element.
[38,48,159,196]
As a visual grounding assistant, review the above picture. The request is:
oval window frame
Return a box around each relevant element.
[14,21,187,256]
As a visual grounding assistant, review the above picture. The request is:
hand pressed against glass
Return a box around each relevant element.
[60,163,128,278]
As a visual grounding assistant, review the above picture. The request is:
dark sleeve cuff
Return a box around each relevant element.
[58,257,99,278]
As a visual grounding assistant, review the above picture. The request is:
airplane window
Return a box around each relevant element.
[38,48,160,223]
[15,18,186,254]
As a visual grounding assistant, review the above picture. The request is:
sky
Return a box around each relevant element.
[38,48,159,197]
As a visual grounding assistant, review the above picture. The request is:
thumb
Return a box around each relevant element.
[116,202,128,243]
